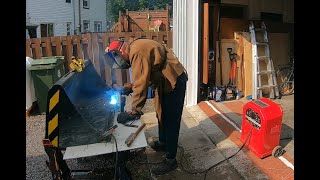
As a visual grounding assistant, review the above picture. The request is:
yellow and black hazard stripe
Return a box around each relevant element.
[45,89,60,147]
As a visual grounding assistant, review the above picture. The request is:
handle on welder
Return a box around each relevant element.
[125,123,146,147]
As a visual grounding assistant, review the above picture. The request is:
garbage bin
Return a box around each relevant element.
[26,57,37,111]
[28,56,65,113]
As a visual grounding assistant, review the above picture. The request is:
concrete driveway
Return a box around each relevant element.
[141,94,294,179]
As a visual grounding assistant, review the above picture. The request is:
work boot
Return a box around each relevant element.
[149,140,166,152]
[151,158,178,175]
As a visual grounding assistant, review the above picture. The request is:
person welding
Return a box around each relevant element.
[105,38,188,175]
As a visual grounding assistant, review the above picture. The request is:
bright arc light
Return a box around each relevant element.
[110,95,117,105]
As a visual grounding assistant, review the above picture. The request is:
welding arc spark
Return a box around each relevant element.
[110,95,117,105]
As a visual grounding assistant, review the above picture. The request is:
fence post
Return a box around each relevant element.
[86,33,93,61]
[31,38,42,59]
[92,33,101,76]
[65,36,73,71]
[72,35,83,59]
[26,39,32,57]
[42,37,52,57]
[52,37,63,56]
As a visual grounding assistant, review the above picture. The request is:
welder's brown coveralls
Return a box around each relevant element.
[128,38,186,121]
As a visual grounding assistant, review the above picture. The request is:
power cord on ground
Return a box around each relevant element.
[178,127,253,180]
[111,134,119,180]
[136,127,253,180]
[280,137,294,141]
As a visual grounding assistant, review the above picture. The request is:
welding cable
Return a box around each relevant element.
[111,134,119,180]
[280,137,294,141]
[202,127,253,180]
[174,127,254,180]
[134,127,254,178]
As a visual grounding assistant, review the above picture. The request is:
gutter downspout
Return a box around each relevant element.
[78,0,81,35]
[73,0,76,34]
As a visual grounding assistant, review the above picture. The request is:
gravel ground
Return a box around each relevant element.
[26,115,52,180]
[26,97,155,180]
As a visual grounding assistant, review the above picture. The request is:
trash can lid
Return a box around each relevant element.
[28,56,65,70]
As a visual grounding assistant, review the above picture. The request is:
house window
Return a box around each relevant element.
[94,21,102,32]
[83,20,90,32]
[66,22,72,35]
[66,0,71,3]
[83,0,89,9]
[40,23,54,37]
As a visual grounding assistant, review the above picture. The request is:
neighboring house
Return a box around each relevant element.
[173,0,294,106]
[26,0,108,38]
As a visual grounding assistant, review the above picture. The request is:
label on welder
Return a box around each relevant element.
[253,99,269,108]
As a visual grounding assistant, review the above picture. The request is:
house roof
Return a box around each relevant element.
[26,22,39,28]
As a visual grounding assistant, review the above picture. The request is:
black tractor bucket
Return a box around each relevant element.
[44,60,122,149]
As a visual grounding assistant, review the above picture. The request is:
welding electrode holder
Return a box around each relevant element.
[117,111,141,124]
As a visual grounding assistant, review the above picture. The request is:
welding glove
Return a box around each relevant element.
[117,111,142,124]
[121,83,133,96]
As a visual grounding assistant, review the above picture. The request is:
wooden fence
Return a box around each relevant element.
[26,31,173,87]
[111,5,170,33]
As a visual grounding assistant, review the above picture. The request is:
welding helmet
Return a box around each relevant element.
[105,39,131,69]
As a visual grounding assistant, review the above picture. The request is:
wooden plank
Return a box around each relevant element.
[146,32,152,40]
[154,32,160,42]
[242,32,252,97]
[126,70,131,84]
[215,41,221,85]
[65,36,73,70]
[118,11,122,32]
[86,33,93,61]
[101,33,110,84]
[116,69,123,86]
[135,31,142,39]
[220,18,248,39]
[202,2,209,84]
[103,33,110,49]
[211,0,220,85]
[31,38,42,59]
[52,37,63,56]
[125,33,131,41]
[125,9,129,32]
[167,31,172,49]
[98,34,106,82]
[43,37,52,57]
[158,32,164,44]
[166,4,170,31]
[234,32,244,92]
[269,33,290,73]
[105,64,112,86]
[92,33,101,76]
[220,39,236,86]
[72,35,83,59]
[100,33,110,83]
[26,39,31,57]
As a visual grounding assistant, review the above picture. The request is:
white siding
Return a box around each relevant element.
[173,0,199,107]
[26,0,74,37]
[26,0,108,38]
[74,0,107,33]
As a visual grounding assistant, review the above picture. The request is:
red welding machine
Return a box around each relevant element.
[240,97,283,158]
